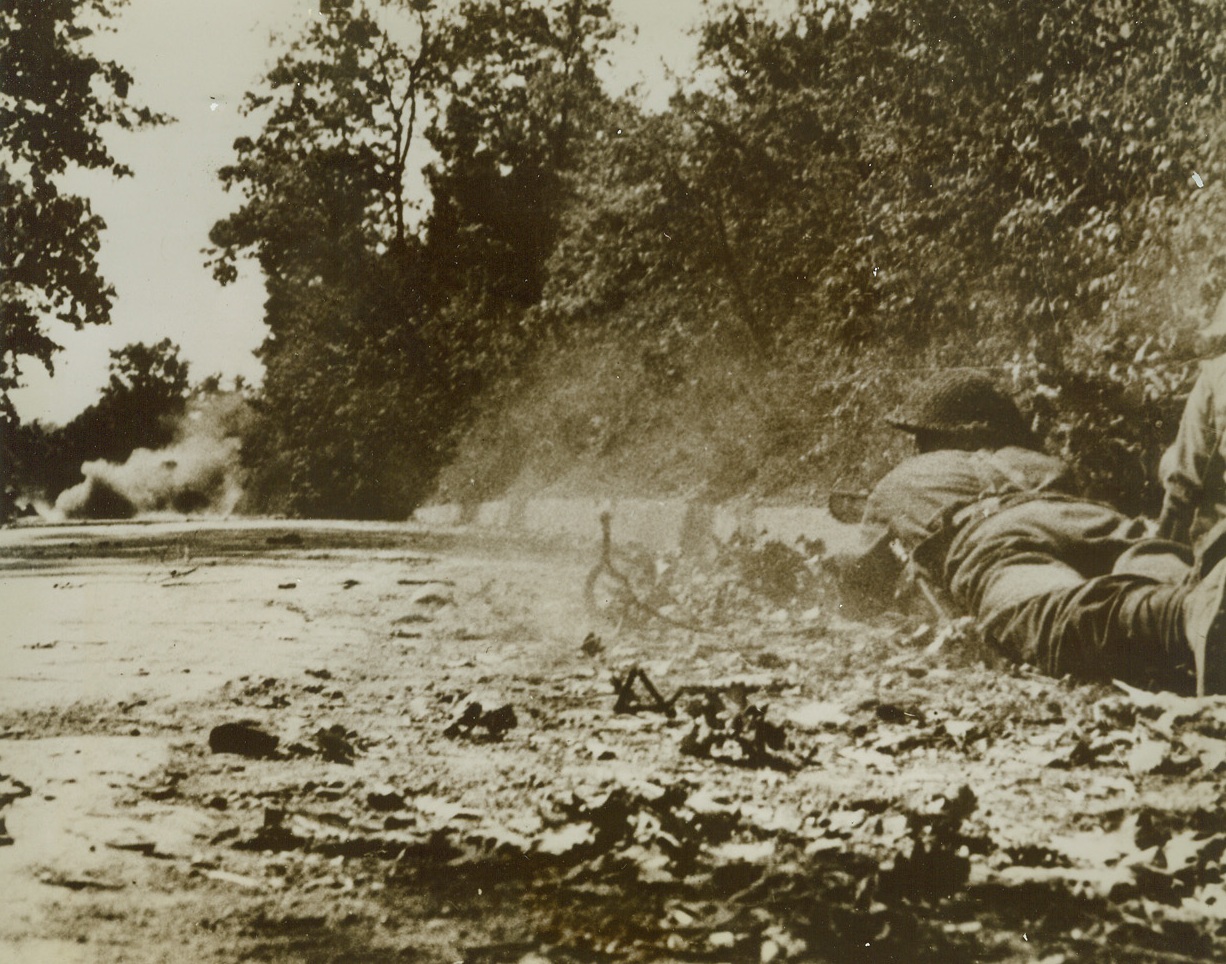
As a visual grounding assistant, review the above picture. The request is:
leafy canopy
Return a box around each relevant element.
[1,0,169,395]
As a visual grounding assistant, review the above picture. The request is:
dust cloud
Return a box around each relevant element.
[54,396,247,520]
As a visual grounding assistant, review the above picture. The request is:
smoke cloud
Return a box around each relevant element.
[55,395,248,520]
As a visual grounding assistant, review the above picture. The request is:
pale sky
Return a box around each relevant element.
[13,0,775,426]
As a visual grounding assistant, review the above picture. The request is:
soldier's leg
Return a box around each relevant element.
[946,501,1196,690]
[978,574,1191,691]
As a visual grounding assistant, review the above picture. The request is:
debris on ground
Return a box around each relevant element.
[580,632,604,657]
[409,584,454,608]
[314,724,360,764]
[443,698,518,741]
[612,666,676,716]
[232,807,309,853]
[9,521,1226,962]
[679,690,802,771]
[208,721,280,759]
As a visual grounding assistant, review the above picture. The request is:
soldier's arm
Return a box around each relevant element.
[1159,367,1216,544]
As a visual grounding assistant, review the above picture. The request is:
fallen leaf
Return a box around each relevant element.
[535,822,595,856]
[1181,883,1226,921]
[201,868,263,889]
[1126,739,1168,775]
[709,840,776,864]
[837,747,898,772]
[585,740,616,760]
[1182,733,1226,772]
[1048,815,1155,869]
[366,788,406,812]
[410,585,453,607]
[788,701,850,730]
[1158,829,1212,874]
[994,864,1135,898]
[942,720,979,742]
[208,722,280,759]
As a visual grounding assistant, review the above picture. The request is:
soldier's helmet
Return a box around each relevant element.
[887,370,1030,447]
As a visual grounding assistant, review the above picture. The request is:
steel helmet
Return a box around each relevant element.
[887,370,1029,444]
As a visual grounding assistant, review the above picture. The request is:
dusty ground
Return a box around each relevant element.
[1,519,1225,963]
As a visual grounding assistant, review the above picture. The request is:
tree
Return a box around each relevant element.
[209,0,446,293]
[210,0,618,517]
[549,0,1226,355]
[0,0,168,406]
[209,0,443,289]
[421,0,616,381]
[425,0,615,297]
[209,0,450,517]
[516,0,1226,510]
[0,0,168,517]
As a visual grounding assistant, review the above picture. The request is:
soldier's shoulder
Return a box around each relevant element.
[996,446,1066,470]
[1200,353,1226,383]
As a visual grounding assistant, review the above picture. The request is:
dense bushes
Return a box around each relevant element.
[508,0,1226,510]
[16,0,1205,519]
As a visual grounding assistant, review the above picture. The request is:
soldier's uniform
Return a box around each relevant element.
[1159,354,1226,549]
[836,372,1226,696]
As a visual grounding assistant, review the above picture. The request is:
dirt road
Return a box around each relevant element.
[1,520,1225,962]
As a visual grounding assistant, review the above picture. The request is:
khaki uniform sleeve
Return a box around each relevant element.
[1159,364,1217,544]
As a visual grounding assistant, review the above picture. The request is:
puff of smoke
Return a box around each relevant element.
[54,395,248,520]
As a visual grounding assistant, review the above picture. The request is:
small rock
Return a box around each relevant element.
[366,788,406,812]
[585,740,616,760]
[208,722,280,759]
[443,700,517,741]
[444,701,485,737]
[410,585,453,607]
[315,725,358,765]
[0,774,33,808]
[481,704,517,738]
[233,808,308,853]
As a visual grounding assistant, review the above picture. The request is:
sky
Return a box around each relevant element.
[11,0,765,426]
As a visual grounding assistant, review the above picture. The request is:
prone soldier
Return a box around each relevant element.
[827,371,1226,696]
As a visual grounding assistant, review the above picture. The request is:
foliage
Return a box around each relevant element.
[420,0,616,389]
[208,0,448,517]
[0,0,168,516]
[235,253,447,518]
[208,0,443,286]
[204,0,1226,517]
[487,0,1226,510]
[552,0,1226,357]
[211,0,617,517]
